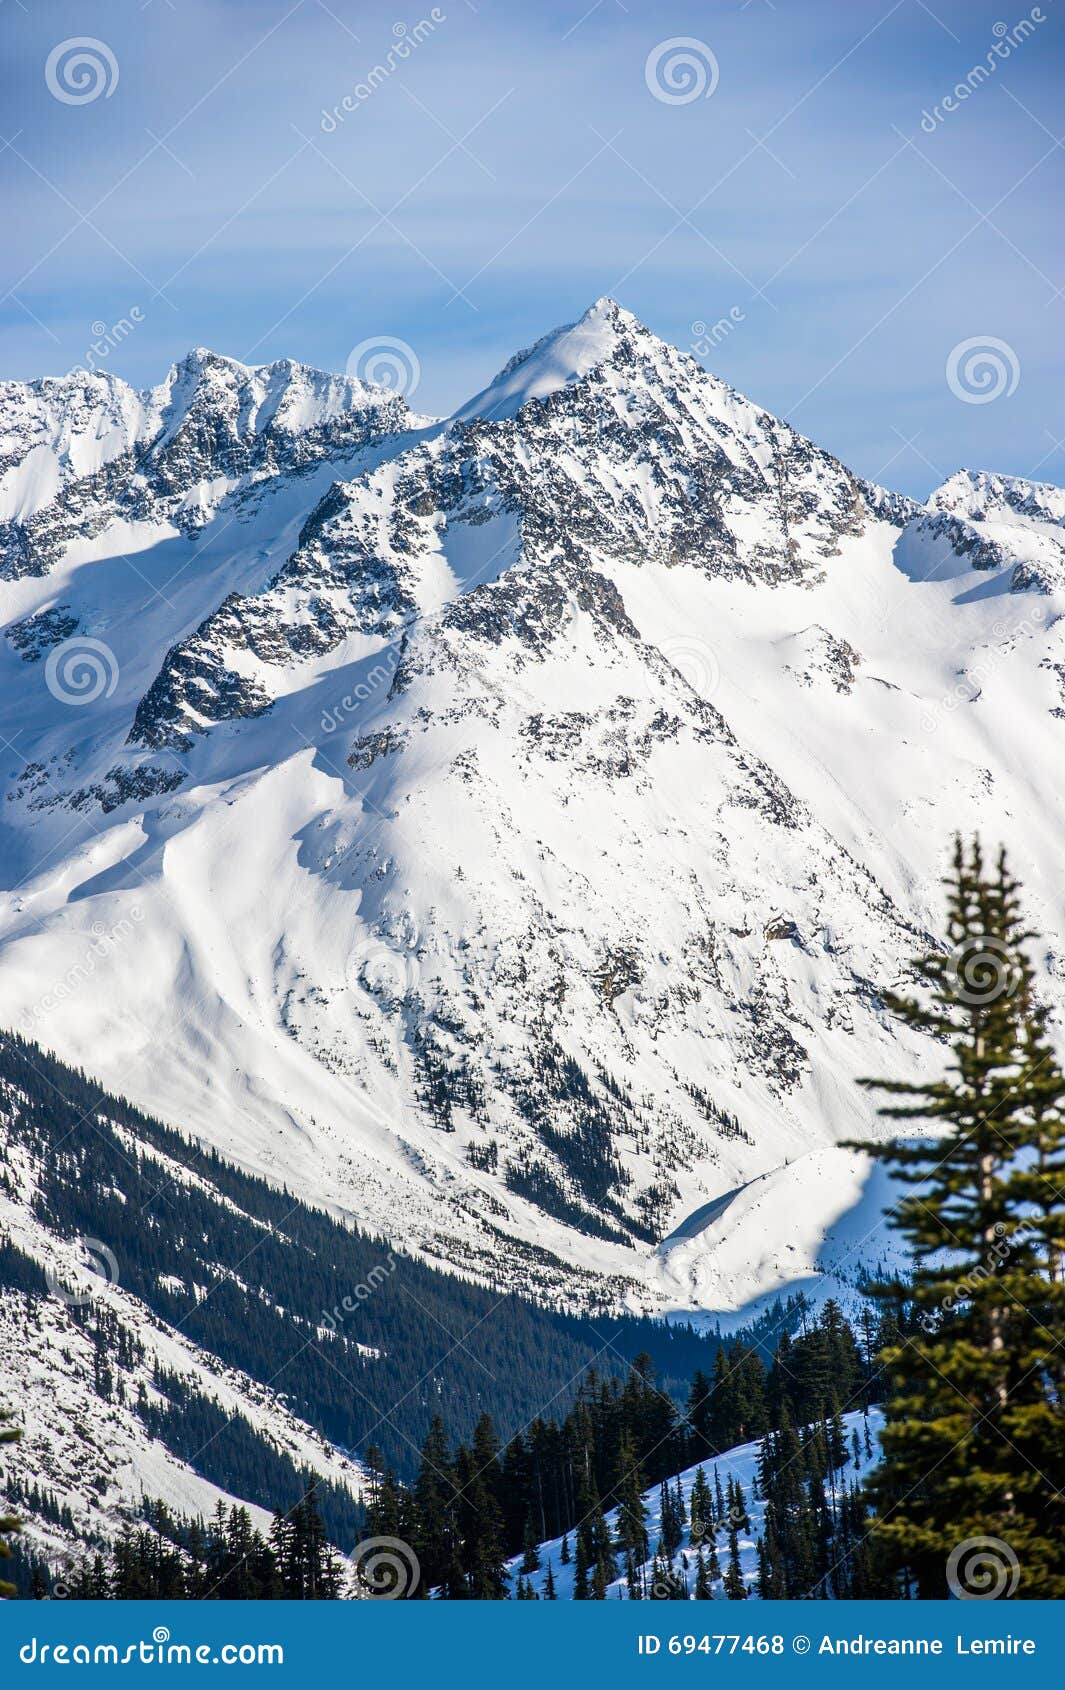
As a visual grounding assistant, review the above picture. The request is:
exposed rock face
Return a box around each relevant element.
[5,604,79,661]
[927,468,1065,593]
[131,303,881,751]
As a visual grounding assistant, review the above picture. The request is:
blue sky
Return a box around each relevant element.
[2,0,1062,496]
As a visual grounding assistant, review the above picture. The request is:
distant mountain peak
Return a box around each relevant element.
[930,465,1065,521]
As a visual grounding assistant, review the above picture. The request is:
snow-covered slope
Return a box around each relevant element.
[1,300,1063,1315]
[0,1073,367,1571]
[505,1407,884,1600]
[927,467,1065,593]
[0,1279,362,1576]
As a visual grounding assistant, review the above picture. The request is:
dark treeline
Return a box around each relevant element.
[754,1408,884,1599]
[362,1297,890,1597]
[17,1492,344,1601]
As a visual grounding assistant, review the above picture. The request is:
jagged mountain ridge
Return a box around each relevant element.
[125,301,873,758]
[0,348,426,580]
[1,299,1063,1316]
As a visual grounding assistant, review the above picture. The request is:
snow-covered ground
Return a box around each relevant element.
[505,1408,885,1600]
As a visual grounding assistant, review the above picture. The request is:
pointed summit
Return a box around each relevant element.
[452,296,650,425]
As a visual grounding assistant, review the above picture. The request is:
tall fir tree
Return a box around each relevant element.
[855,840,1065,1597]
[412,1415,457,1593]
[520,1513,542,1574]
[572,1523,591,1600]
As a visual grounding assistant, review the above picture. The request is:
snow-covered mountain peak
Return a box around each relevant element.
[930,466,1065,530]
[143,344,430,452]
[114,297,882,762]
[453,295,681,423]
[0,368,146,525]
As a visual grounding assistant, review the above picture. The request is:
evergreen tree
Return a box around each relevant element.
[439,1542,470,1601]
[723,1525,746,1599]
[573,1524,591,1600]
[412,1416,457,1592]
[686,1369,714,1462]
[855,841,1065,1597]
[757,1501,787,1599]
[613,1435,649,1582]
[520,1513,541,1574]
[713,1465,725,1521]
[659,1480,682,1559]
[647,1551,670,1599]
[727,1476,750,1534]
[689,1467,713,1546]
[272,1487,341,1599]
[453,1436,508,1600]
[674,1477,687,1532]
[580,1483,616,1593]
